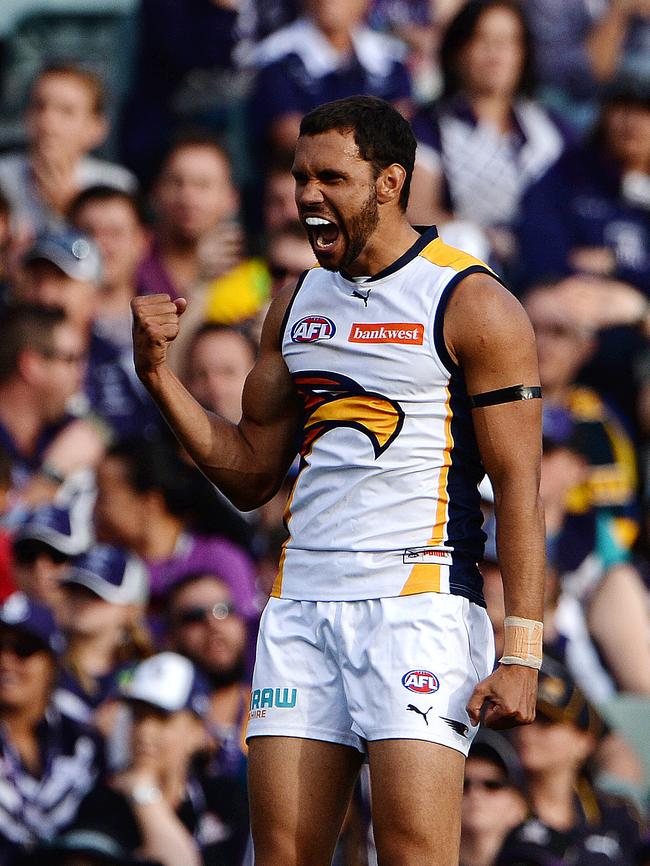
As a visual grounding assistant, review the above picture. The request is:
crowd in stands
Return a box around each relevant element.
[0,0,648,864]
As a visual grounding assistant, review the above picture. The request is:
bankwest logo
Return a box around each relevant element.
[348,323,424,344]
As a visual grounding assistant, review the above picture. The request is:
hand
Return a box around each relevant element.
[550,275,647,331]
[568,246,616,276]
[466,664,538,729]
[197,221,244,281]
[131,294,187,378]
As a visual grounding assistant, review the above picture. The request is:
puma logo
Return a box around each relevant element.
[407,704,433,725]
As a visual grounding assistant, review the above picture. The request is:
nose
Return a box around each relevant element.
[296,178,325,210]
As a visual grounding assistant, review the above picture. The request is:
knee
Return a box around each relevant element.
[252,828,331,866]
[375,828,457,866]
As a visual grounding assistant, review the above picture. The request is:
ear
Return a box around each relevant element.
[376,163,407,206]
[18,347,46,386]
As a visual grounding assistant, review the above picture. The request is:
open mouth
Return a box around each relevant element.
[304,216,340,252]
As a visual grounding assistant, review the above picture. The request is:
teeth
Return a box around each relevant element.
[305,217,332,226]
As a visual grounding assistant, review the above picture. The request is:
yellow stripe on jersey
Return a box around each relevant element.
[418,236,498,276]
[271,473,301,598]
[400,385,454,596]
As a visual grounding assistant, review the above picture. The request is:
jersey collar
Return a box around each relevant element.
[339,225,438,291]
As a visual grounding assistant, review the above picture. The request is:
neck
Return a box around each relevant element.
[319,24,355,55]
[137,513,184,561]
[0,383,45,454]
[470,93,513,132]
[157,229,202,293]
[98,280,136,316]
[346,219,421,278]
[2,702,49,775]
[528,769,578,831]
[460,828,508,866]
[67,630,121,677]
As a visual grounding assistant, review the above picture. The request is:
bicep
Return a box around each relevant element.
[446,275,542,484]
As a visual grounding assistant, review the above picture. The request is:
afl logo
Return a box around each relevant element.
[291,315,336,343]
[402,669,439,694]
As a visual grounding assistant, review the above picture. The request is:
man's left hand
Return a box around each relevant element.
[466,664,538,729]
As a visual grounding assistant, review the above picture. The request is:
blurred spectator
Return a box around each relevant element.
[408,0,566,271]
[266,221,317,296]
[0,592,104,860]
[56,545,153,725]
[75,652,249,866]
[460,731,529,866]
[507,657,643,866]
[247,0,412,160]
[14,825,162,866]
[18,229,162,442]
[524,286,638,522]
[121,0,252,187]
[0,448,15,603]
[0,64,135,243]
[138,135,269,372]
[0,189,13,304]
[12,503,90,616]
[183,325,257,424]
[93,438,257,609]
[262,154,300,233]
[526,0,650,137]
[518,74,650,295]
[0,304,103,500]
[165,572,253,780]
[69,186,150,356]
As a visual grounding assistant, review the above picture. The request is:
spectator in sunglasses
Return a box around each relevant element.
[55,544,153,725]
[0,592,105,862]
[12,503,90,616]
[165,572,252,781]
[460,731,528,866]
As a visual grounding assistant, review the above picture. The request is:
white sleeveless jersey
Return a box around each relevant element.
[273,226,502,605]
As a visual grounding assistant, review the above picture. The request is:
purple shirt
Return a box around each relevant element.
[147,531,259,619]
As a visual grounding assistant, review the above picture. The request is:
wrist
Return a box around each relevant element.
[499,616,543,670]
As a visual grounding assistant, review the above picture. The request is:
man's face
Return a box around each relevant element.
[0,626,55,713]
[186,330,255,423]
[36,321,87,421]
[461,756,526,837]
[26,72,104,160]
[293,129,380,272]
[459,6,525,99]
[74,198,147,291]
[168,576,247,681]
[304,0,369,33]
[21,259,97,332]
[93,456,147,549]
[155,145,238,242]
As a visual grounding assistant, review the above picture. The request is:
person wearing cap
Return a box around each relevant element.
[55,544,153,725]
[0,592,105,862]
[0,303,105,505]
[12,502,90,616]
[0,63,135,240]
[16,226,163,444]
[507,656,643,866]
[75,652,249,866]
[460,731,529,866]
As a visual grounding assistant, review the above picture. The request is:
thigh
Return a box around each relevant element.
[248,735,364,866]
[368,739,465,866]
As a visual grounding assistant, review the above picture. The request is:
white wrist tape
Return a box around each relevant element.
[499,616,543,670]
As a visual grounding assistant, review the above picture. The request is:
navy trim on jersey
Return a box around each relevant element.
[446,367,487,607]
[340,225,439,284]
[433,265,507,375]
[279,269,310,349]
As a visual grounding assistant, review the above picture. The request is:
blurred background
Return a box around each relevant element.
[0,1,648,865]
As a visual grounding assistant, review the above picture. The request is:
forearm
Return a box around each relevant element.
[132,799,201,866]
[141,365,277,509]
[493,477,546,623]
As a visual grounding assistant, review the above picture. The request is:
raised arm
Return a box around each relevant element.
[443,273,545,728]
[131,287,302,511]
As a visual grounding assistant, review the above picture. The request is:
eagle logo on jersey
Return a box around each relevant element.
[293,371,404,459]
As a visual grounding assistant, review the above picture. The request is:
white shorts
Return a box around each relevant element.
[247,592,495,756]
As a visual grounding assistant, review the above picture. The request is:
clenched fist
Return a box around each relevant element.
[131,294,187,379]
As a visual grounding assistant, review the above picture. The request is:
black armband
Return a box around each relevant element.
[470,384,542,409]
